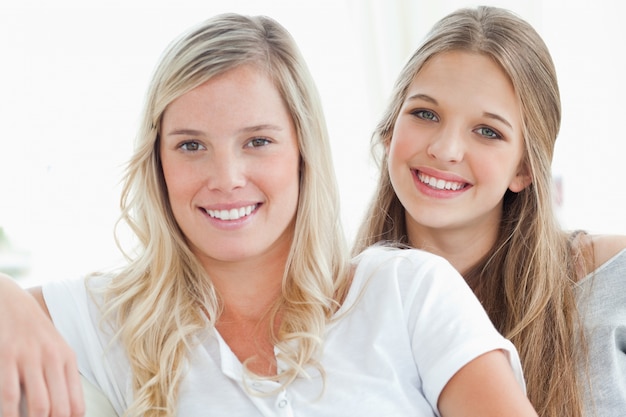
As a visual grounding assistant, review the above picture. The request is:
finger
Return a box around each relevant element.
[0,364,21,417]
[65,360,85,417]
[43,359,72,417]
[22,364,50,417]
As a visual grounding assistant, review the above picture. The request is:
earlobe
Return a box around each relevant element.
[508,172,532,193]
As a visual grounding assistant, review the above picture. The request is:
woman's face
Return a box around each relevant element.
[388,51,530,243]
[159,65,300,270]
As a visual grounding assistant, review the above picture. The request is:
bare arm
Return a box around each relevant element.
[0,273,84,417]
[590,234,626,270]
[438,350,538,417]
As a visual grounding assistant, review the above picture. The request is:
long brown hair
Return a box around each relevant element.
[353,6,587,417]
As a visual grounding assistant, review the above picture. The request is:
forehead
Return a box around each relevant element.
[409,51,521,123]
[161,64,294,131]
[414,51,513,93]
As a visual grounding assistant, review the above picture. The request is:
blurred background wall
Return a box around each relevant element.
[1,0,624,285]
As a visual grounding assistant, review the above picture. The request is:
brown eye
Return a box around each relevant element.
[179,141,204,151]
[246,137,271,148]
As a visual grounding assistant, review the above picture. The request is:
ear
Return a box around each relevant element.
[508,164,532,193]
[383,133,392,155]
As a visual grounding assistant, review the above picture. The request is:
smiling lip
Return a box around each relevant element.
[203,203,259,221]
[412,169,470,196]
[416,171,468,191]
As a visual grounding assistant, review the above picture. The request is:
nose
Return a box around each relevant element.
[427,126,465,163]
[206,148,246,192]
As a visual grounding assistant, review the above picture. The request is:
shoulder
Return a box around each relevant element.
[353,245,457,283]
[41,273,115,329]
[42,276,88,302]
[352,245,469,307]
[42,273,111,300]
[570,232,626,275]
[355,244,453,266]
[588,234,626,272]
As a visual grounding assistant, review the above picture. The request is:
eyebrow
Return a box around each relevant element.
[483,112,512,129]
[406,93,437,105]
[166,124,284,137]
[406,93,513,129]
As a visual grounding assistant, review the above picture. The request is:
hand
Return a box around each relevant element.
[0,274,84,417]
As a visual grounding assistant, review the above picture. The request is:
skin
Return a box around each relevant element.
[389,50,626,275]
[159,64,301,375]
[0,276,84,417]
[388,51,531,274]
[439,350,538,416]
[578,234,626,275]
[160,65,300,269]
[0,60,540,417]
[127,59,538,415]
[0,64,301,414]
[387,49,626,416]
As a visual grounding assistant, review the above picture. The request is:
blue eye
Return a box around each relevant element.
[412,109,439,122]
[476,126,502,140]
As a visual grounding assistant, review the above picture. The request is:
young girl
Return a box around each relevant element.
[354,6,626,417]
[0,12,537,417]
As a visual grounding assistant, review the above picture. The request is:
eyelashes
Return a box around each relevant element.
[474,126,503,140]
[178,140,205,151]
[175,137,273,153]
[245,137,272,148]
[409,109,504,140]
[411,109,439,122]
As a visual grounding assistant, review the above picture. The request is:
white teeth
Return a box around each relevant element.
[418,172,465,191]
[206,204,257,220]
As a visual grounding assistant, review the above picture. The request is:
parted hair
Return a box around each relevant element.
[101,13,350,417]
[353,6,587,417]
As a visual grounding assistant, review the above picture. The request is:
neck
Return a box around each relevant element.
[407,221,500,276]
[207,252,288,377]
[208,253,287,320]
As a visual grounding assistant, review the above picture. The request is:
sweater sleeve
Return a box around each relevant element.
[577,249,626,417]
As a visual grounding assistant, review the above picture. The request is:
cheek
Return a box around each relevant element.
[254,151,300,204]
[472,151,522,190]
[275,157,301,199]
[388,123,415,171]
[161,159,199,209]
[280,158,301,216]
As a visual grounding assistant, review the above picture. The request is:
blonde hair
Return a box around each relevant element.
[101,13,350,417]
[354,6,587,417]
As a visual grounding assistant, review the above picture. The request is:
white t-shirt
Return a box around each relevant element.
[43,246,524,416]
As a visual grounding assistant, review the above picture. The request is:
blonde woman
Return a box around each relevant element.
[354,6,626,417]
[0,12,537,417]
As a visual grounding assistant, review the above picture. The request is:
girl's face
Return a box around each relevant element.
[388,51,530,244]
[159,65,300,270]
